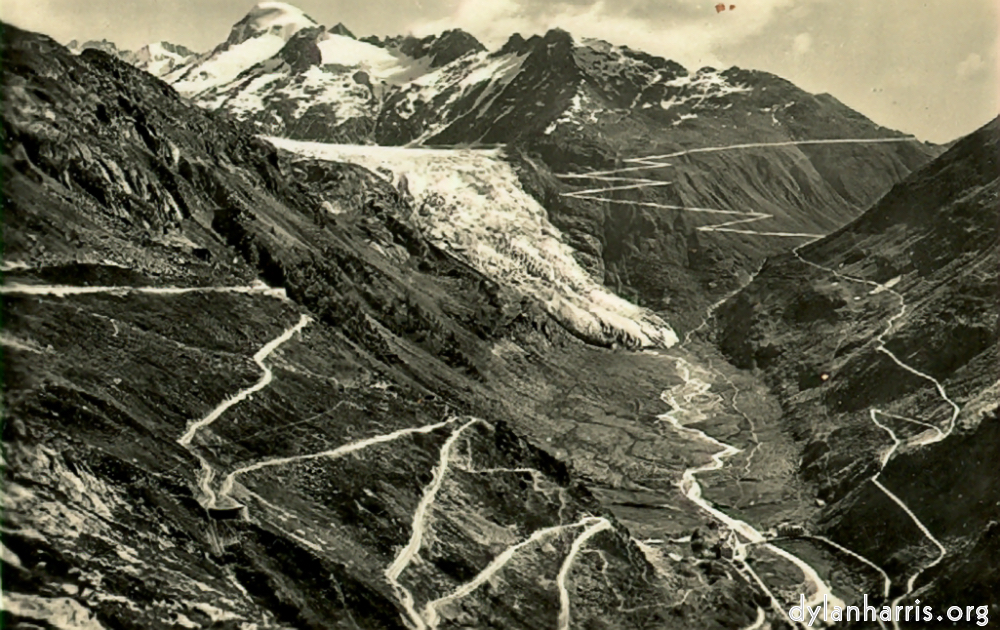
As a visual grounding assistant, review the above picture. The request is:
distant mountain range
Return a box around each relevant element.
[80,1,940,331]
[68,38,199,78]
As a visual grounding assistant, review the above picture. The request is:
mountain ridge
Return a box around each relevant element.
[113,2,938,332]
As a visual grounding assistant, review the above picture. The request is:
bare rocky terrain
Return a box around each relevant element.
[2,7,996,630]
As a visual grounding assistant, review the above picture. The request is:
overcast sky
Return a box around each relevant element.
[2,0,996,142]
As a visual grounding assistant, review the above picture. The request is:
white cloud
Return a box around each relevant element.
[956,52,985,79]
[409,0,811,71]
[792,32,812,55]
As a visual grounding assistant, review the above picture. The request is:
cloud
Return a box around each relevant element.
[408,0,810,70]
[956,52,985,79]
[792,32,812,55]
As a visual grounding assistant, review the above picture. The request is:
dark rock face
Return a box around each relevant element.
[498,32,529,55]
[328,22,355,38]
[278,26,324,73]
[398,29,487,67]
[409,29,582,147]
[714,117,999,607]
[2,22,770,630]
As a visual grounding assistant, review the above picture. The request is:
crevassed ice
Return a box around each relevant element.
[267,138,679,349]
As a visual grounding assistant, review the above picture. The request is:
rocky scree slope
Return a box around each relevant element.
[2,23,771,630]
[714,117,999,614]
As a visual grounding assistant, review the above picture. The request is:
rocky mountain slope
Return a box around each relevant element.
[141,2,939,332]
[1,22,796,630]
[714,117,999,620]
[5,5,994,628]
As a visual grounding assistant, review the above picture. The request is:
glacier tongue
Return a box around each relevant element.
[266,138,679,349]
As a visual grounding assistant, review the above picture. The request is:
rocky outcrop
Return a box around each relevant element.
[398,29,486,67]
[327,22,355,38]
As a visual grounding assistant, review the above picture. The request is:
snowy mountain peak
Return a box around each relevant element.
[167,2,321,96]
[132,41,198,78]
[226,2,319,46]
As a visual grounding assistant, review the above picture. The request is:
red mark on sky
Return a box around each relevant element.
[730,4,736,9]
[716,3,736,12]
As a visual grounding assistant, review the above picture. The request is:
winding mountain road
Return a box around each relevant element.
[556,516,615,630]
[216,418,459,504]
[7,281,628,627]
[386,418,617,630]
[386,417,484,629]
[422,515,614,630]
[0,280,305,511]
[177,313,312,508]
[791,243,962,624]
[558,137,918,238]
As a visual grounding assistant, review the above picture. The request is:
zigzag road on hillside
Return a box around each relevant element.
[557,138,918,238]
[216,418,460,506]
[177,313,312,508]
[791,242,962,628]
[9,279,636,627]
[385,420,618,630]
[385,417,484,629]
[422,515,614,630]
[0,281,307,510]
